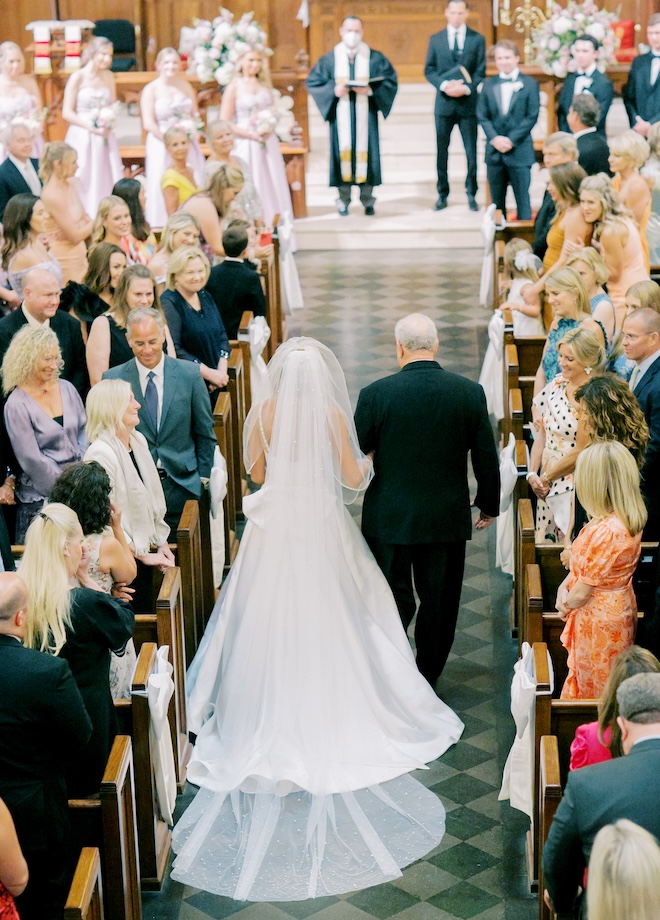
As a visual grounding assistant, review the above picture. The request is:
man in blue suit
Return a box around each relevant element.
[624,13,660,138]
[557,35,613,136]
[477,41,540,220]
[104,307,216,531]
[0,123,42,221]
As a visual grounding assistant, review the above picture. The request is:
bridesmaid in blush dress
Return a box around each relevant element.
[0,42,44,161]
[40,142,94,286]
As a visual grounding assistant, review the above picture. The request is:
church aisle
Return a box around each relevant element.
[144,249,536,920]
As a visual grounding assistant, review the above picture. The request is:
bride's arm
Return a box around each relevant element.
[247,399,275,484]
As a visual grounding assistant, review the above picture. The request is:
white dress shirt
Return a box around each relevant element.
[440,25,470,94]
[136,353,165,429]
[572,126,597,139]
[8,154,41,196]
[574,63,596,96]
[21,303,49,328]
[498,68,520,116]
[651,55,660,87]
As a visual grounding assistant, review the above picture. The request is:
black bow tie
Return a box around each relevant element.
[499,75,514,82]
[577,71,590,76]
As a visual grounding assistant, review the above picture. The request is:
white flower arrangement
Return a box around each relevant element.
[188,8,271,87]
[532,2,620,78]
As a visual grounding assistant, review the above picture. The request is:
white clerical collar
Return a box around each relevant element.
[21,303,49,328]
[572,126,597,138]
[137,352,165,384]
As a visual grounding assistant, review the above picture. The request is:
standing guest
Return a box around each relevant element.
[180,166,244,261]
[424,0,485,212]
[0,123,42,222]
[567,95,611,175]
[0,571,91,920]
[20,503,133,797]
[161,248,230,396]
[0,267,87,398]
[622,307,660,540]
[642,122,660,266]
[625,280,660,313]
[588,820,660,920]
[533,132,578,260]
[579,174,649,308]
[160,127,200,216]
[148,212,200,293]
[59,242,127,334]
[624,13,660,139]
[307,16,398,217]
[0,796,27,919]
[555,441,645,699]
[477,41,540,221]
[62,37,123,216]
[1,195,62,301]
[140,47,205,230]
[86,263,174,386]
[111,177,157,264]
[104,307,215,531]
[0,42,44,161]
[609,131,652,272]
[205,223,267,339]
[557,35,613,136]
[203,119,263,223]
[2,326,87,541]
[355,313,499,687]
[529,161,589,283]
[91,195,146,267]
[39,142,93,286]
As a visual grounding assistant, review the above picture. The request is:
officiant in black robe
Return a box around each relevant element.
[306,16,398,216]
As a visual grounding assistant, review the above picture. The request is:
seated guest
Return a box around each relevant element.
[161,127,200,217]
[0,123,41,222]
[533,132,578,261]
[91,195,146,267]
[567,94,611,176]
[0,267,88,397]
[580,174,649,308]
[205,223,268,339]
[641,122,660,266]
[0,796,28,917]
[0,571,91,920]
[204,119,263,223]
[543,671,660,916]
[59,242,127,334]
[625,280,660,313]
[557,35,613,136]
[609,131,652,272]
[148,212,201,294]
[86,264,174,386]
[529,327,605,543]
[104,307,215,531]
[588,819,660,920]
[20,503,133,797]
[112,177,157,265]
[49,461,137,698]
[1,194,61,300]
[555,441,646,698]
[570,645,660,770]
[2,325,87,542]
[180,165,245,261]
[39,142,93,286]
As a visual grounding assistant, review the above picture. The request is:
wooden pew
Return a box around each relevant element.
[227,346,248,516]
[177,494,215,668]
[492,215,536,309]
[68,736,142,920]
[213,391,240,572]
[503,337,545,437]
[65,848,104,920]
[260,217,285,361]
[515,499,536,646]
[537,737,569,920]
[230,308,255,416]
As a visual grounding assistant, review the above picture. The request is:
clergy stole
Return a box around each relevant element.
[334,42,370,183]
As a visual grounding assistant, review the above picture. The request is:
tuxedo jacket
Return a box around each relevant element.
[205,259,267,341]
[0,634,92,854]
[577,130,611,176]
[632,354,660,514]
[624,52,660,128]
[354,360,499,544]
[0,157,41,222]
[424,27,486,118]
[477,75,540,167]
[543,738,660,914]
[104,355,215,497]
[557,70,613,135]
[533,190,556,259]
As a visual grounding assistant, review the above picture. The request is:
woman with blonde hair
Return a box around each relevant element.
[39,141,93,285]
[2,325,87,541]
[609,130,652,271]
[203,119,263,222]
[0,41,44,160]
[587,819,660,920]
[499,238,544,335]
[147,211,201,291]
[625,279,660,313]
[555,440,646,698]
[160,127,200,216]
[642,121,660,265]
[179,165,245,260]
[579,174,649,307]
[91,195,145,266]
[20,501,133,795]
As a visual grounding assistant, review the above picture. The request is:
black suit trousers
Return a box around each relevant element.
[435,111,478,198]
[366,537,466,685]
[487,162,532,220]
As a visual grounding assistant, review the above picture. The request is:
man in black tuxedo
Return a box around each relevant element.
[0,123,42,221]
[204,224,267,340]
[543,672,660,916]
[424,0,485,212]
[354,314,499,687]
[477,41,540,221]
[0,572,92,920]
[624,13,660,139]
[557,35,613,136]
[567,94,611,176]
[533,132,578,260]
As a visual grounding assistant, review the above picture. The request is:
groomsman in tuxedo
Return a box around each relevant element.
[567,94,611,176]
[0,123,42,221]
[557,35,613,136]
[424,0,486,212]
[355,314,499,688]
[624,13,660,138]
[477,41,540,220]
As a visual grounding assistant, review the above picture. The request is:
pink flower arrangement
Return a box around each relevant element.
[532,2,620,77]
[188,8,271,86]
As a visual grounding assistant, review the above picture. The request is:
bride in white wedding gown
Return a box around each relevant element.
[171,337,464,901]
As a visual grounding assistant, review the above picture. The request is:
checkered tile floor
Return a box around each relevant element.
[143,250,536,920]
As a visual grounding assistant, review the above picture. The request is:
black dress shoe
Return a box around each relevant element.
[336,201,349,216]
[467,195,479,212]
[364,205,375,216]
[434,197,448,211]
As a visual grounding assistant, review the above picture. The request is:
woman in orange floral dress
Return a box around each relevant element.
[556,441,647,700]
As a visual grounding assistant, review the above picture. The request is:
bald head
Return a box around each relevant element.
[395,314,439,366]
[23,268,61,322]
[0,573,28,638]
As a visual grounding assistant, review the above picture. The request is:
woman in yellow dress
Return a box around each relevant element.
[160,127,199,217]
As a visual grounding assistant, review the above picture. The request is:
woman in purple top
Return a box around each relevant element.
[2,325,87,541]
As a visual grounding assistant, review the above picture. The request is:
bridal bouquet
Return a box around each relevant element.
[533,2,620,77]
[188,8,271,86]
